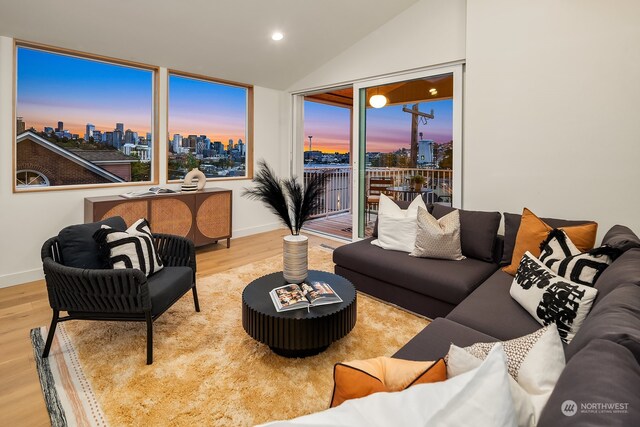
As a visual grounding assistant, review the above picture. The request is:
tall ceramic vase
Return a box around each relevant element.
[283,235,308,284]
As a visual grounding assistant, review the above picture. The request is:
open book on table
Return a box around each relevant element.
[121,186,176,198]
[269,281,343,312]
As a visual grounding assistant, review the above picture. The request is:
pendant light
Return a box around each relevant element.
[369,87,387,108]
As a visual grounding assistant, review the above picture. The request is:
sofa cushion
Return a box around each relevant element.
[501,212,596,266]
[58,216,127,269]
[502,208,598,276]
[446,270,542,340]
[393,318,497,361]
[372,199,432,237]
[333,238,498,305]
[566,284,640,364]
[148,266,193,316]
[593,248,640,303]
[431,205,501,263]
[538,339,640,427]
[602,224,640,253]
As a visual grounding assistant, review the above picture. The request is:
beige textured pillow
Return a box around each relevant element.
[410,207,464,260]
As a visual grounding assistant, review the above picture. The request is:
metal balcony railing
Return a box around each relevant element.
[303,166,453,218]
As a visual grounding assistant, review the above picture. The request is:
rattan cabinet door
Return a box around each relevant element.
[194,190,232,246]
[149,195,195,239]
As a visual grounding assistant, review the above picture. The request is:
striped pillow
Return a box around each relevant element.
[539,229,619,286]
[93,218,163,276]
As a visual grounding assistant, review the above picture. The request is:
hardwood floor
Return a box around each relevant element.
[0,229,344,426]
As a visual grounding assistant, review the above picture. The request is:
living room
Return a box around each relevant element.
[1,0,639,426]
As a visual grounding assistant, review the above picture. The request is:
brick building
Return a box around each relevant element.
[16,131,129,187]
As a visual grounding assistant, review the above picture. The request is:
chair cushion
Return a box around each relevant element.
[566,284,640,363]
[58,216,127,269]
[601,224,640,253]
[538,339,640,427]
[593,248,640,303]
[501,212,596,266]
[431,205,501,263]
[333,238,498,305]
[393,318,497,361]
[147,266,193,316]
[446,270,542,340]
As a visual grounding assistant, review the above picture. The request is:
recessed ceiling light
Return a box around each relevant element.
[272,32,284,41]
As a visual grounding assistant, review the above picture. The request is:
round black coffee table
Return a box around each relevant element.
[242,270,357,358]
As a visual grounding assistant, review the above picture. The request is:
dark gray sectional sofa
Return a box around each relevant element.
[333,206,640,426]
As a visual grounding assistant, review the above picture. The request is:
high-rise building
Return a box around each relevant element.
[43,127,54,134]
[85,123,95,141]
[93,130,102,142]
[57,121,64,132]
[227,139,234,152]
[146,132,152,143]
[238,139,245,156]
[104,131,114,145]
[213,141,223,154]
[124,129,138,145]
[172,134,182,153]
[16,117,26,134]
[187,135,198,149]
[112,130,123,149]
[115,123,124,133]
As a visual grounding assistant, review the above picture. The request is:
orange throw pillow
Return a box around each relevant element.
[330,357,446,407]
[502,208,598,275]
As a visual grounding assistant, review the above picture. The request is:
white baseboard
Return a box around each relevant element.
[232,222,283,238]
[0,268,44,289]
[0,223,283,289]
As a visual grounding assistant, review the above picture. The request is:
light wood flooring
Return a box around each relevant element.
[0,229,343,426]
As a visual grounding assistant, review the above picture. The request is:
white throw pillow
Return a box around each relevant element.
[510,251,598,343]
[371,193,426,253]
[410,207,464,260]
[447,326,566,427]
[260,344,517,427]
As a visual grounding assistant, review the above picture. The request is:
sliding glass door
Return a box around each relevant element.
[352,66,463,239]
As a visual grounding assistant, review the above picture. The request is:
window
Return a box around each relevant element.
[167,72,252,180]
[15,43,157,190]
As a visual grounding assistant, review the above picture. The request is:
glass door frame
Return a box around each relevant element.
[351,64,464,240]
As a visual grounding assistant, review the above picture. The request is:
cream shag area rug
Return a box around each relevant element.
[32,246,430,426]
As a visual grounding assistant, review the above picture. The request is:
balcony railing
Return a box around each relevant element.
[303,166,453,218]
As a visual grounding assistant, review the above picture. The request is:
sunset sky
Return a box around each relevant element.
[168,74,247,143]
[17,47,153,136]
[304,98,453,154]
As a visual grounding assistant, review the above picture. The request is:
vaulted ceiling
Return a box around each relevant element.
[0,0,419,89]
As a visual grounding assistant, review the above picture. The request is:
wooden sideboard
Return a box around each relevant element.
[84,187,232,247]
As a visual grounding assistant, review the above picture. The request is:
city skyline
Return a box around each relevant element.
[16,47,153,136]
[304,99,453,154]
[168,74,247,143]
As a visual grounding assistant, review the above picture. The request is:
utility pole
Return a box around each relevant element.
[402,104,434,168]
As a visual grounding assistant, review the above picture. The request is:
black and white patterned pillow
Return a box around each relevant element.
[93,218,163,277]
[510,252,598,343]
[539,229,619,286]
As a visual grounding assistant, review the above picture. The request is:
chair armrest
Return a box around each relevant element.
[42,257,150,313]
[153,233,196,273]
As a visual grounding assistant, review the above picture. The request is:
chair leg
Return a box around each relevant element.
[192,285,201,312]
[145,312,153,365]
[42,310,59,358]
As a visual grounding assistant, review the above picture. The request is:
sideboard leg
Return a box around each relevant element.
[227,238,231,248]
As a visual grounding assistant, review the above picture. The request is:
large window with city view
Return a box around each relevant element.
[15,44,156,190]
[167,73,251,181]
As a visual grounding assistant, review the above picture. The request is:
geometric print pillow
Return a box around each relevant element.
[510,251,598,343]
[539,229,619,286]
[93,218,163,277]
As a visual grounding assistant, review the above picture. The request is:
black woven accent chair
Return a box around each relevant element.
[40,221,200,365]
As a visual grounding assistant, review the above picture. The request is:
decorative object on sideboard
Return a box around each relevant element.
[183,168,206,191]
[180,183,198,193]
[242,160,328,283]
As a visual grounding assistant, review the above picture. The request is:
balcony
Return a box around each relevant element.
[303,166,453,239]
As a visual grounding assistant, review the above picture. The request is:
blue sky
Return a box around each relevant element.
[17,47,153,134]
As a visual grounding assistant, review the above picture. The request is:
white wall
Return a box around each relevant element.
[464,0,640,237]
[0,36,286,287]
[288,0,467,92]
